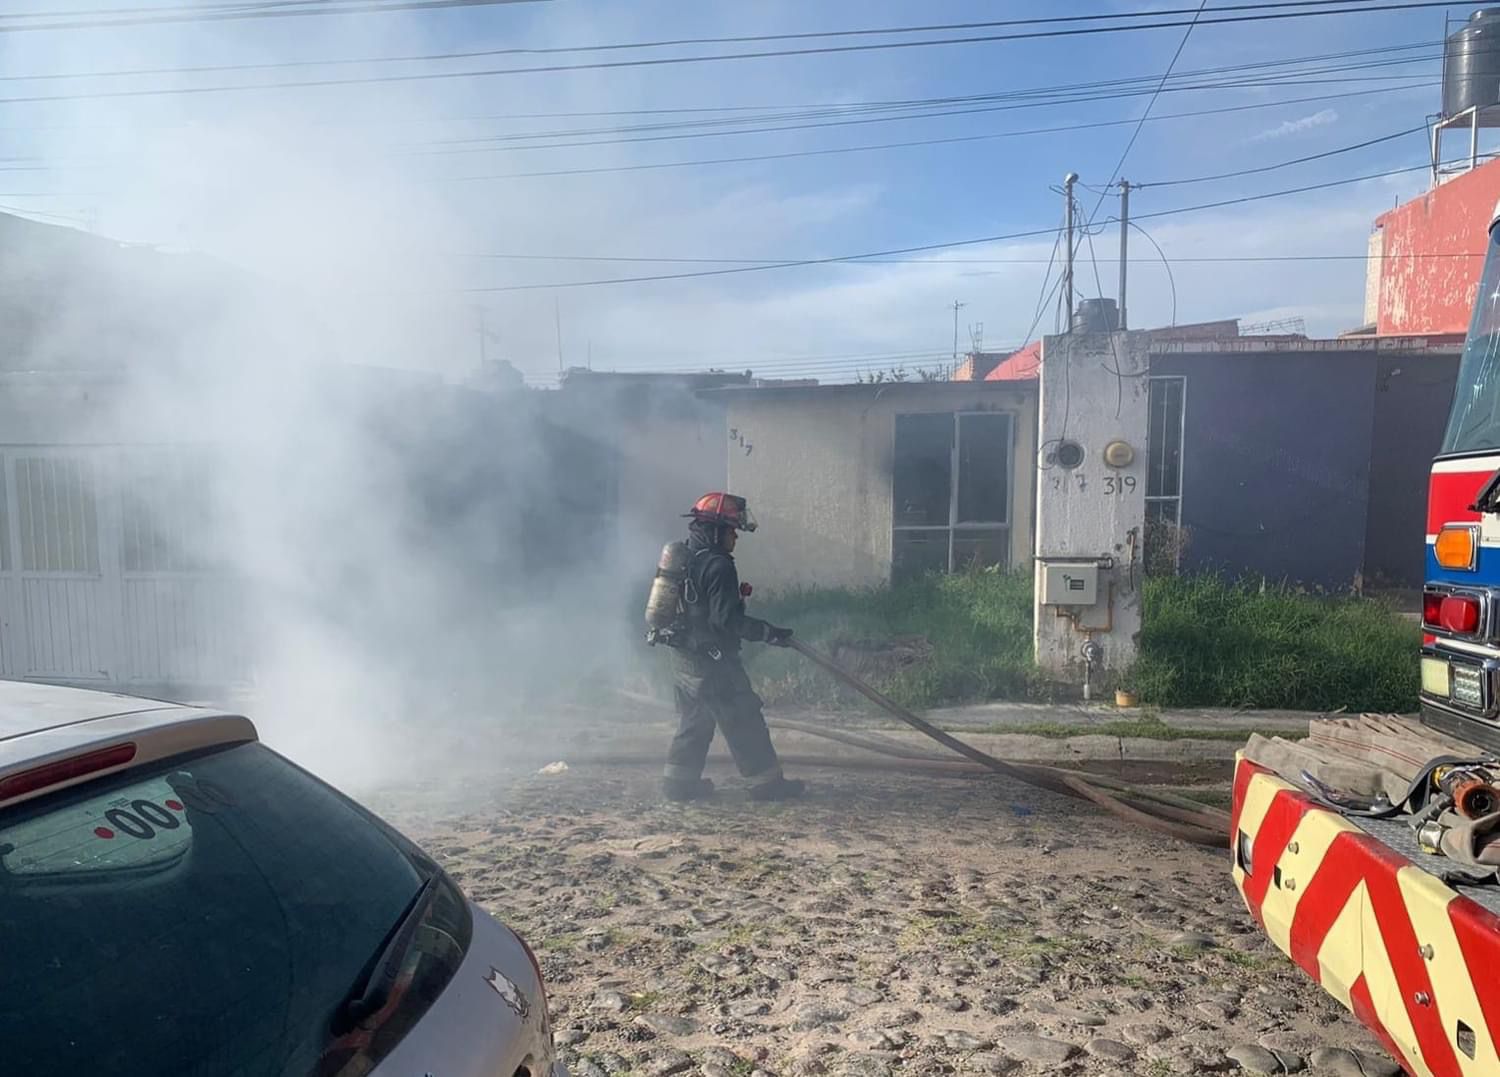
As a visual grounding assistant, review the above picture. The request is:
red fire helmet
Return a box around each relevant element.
[686,492,757,532]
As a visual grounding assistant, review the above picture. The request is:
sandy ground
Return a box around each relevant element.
[370,761,1403,1077]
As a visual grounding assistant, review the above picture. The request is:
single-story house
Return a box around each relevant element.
[707,380,1039,590]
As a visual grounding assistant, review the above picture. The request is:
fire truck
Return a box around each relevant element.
[1231,203,1500,1077]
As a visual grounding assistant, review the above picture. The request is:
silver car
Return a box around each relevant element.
[0,679,563,1077]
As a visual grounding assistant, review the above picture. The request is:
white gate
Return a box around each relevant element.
[0,447,250,690]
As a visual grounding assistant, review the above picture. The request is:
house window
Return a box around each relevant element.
[1146,376,1187,573]
[892,411,1012,582]
[15,456,100,575]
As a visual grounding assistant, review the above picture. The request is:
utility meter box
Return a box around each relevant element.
[1040,561,1099,606]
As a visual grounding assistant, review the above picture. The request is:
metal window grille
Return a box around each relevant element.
[15,456,100,574]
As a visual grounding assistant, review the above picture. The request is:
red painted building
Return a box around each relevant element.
[1367,157,1500,336]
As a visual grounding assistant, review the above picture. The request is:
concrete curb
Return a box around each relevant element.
[531,720,1264,767]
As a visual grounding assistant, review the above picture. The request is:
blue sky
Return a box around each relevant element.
[0,1,1476,381]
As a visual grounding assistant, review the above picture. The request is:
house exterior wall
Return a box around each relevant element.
[1372,158,1500,335]
[724,384,1037,592]
[1148,347,1457,591]
[1365,354,1460,588]
[1151,350,1374,589]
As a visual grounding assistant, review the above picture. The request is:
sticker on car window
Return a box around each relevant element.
[0,776,194,879]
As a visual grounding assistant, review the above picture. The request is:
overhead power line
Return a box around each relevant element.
[0,3,1462,78]
[1133,122,1431,188]
[0,83,1436,188]
[0,0,546,34]
[407,71,1442,156]
[456,161,1448,293]
[0,2,1474,103]
[435,99,1433,183]
[0,34,1454,119]
[458,251,1483,266]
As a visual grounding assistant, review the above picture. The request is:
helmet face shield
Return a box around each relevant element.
[686,492,757,532]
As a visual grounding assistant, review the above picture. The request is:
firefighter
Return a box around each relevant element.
[662,492,805,803]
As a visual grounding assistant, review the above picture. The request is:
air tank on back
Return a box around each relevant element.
[1444,8,1500,121]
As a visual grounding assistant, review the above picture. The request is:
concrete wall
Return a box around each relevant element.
[1373,158,1500,335]
[1365,354,1460,588]
[724,383,1037,592]
[1148,345,1459,591]
[1033,333,1149,679]
[1151,349,1374,589]
[1363,227,1383,330]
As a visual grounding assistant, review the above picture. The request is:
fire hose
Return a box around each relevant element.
[785,639,1230,847]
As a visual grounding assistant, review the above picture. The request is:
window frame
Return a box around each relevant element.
[1146,375,1188,571]
[891,410,1014,578]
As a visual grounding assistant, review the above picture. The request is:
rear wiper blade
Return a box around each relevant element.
[334,874,439,1031]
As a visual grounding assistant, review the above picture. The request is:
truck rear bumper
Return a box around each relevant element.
[1232,755,1500,1077]
[1422,698,1500,757]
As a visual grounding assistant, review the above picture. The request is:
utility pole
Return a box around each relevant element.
[477,306,489,363]
[554,298,563,373]
[951,299,966,365]
[1062,173,1078,333]
[1118,179,1131,331]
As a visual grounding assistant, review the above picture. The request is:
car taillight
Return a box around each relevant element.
[0,742,137,801]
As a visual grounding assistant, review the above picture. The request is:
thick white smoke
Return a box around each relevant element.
[0,4,679,793]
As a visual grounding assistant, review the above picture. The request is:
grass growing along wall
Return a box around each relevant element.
[1132,575,1420,713]
[732,571,1420,714]
[745,570,1039,710]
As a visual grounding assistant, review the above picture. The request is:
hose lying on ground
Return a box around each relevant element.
[785,639,1230,847]
[763,718,1230,821]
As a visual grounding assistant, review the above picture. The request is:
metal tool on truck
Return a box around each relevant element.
[1231,199,1500,1077]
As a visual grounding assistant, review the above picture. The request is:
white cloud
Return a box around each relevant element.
[1250,108,1339,143]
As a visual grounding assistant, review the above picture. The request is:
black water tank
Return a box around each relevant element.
[1444,7,1500,119]
[1072,297,1120,334]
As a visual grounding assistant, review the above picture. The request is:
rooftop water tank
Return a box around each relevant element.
[1072,298,1120,334]
[1444,8,1500,121]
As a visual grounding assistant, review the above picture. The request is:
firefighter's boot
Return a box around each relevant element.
[663,776,716,802]
[749,776,806,802]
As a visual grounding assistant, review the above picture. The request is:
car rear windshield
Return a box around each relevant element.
[0,741,471,1077]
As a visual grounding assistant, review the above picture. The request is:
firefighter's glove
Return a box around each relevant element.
[766,626,794,647]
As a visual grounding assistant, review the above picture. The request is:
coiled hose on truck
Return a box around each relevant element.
[784,640,1231,847]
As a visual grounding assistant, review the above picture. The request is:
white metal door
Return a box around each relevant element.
[0,454,20,679]
[8,453,115,682]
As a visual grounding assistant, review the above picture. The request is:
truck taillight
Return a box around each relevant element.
[1425,591,1483,635]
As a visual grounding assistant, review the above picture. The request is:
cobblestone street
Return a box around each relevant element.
[371,762,1399,1077]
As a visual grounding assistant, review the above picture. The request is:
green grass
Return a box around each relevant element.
[1133,575,1420,713]
[727,570,1420,714]
[748,569,1041,710]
